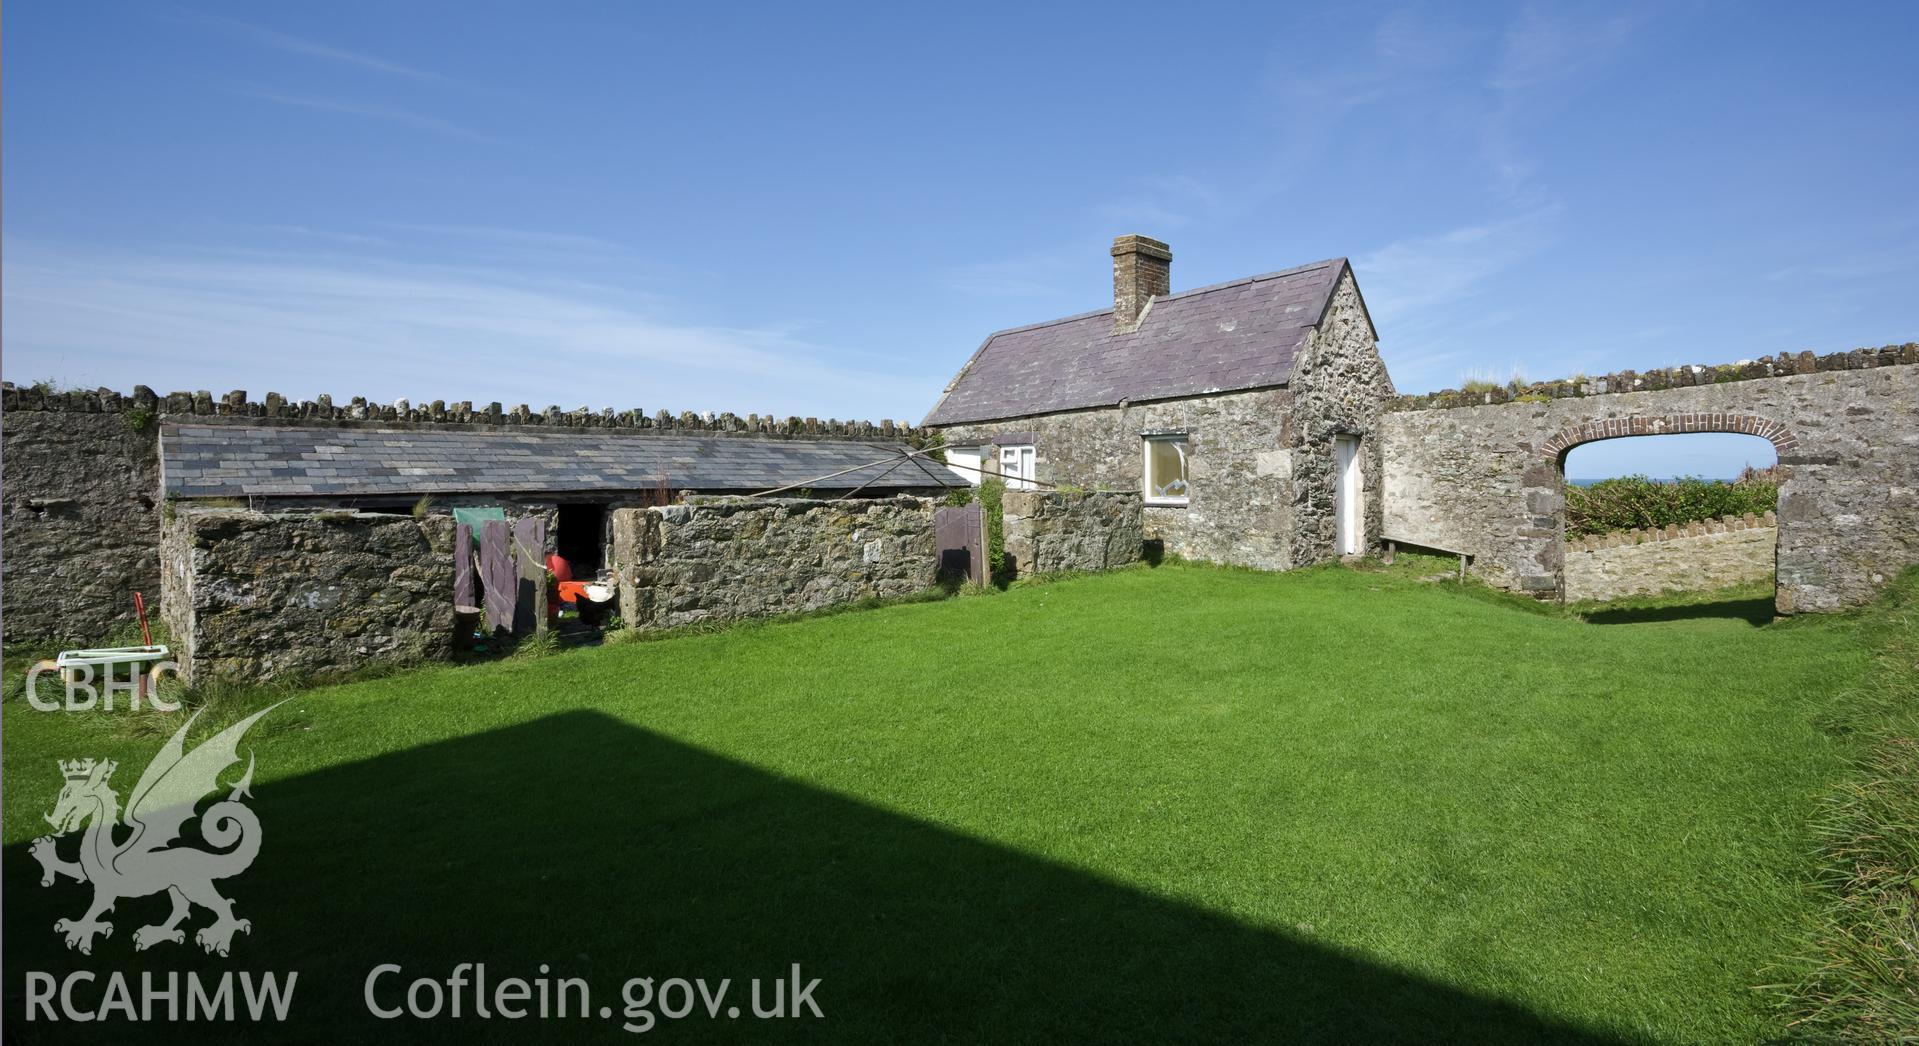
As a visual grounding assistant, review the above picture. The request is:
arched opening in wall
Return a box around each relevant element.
[1558,431,1781,618]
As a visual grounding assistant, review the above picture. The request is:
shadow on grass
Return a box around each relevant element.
[4,712,1624,1044]
[1581,595,1777,627]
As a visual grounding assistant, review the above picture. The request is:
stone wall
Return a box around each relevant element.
[1381,362,1919,612]
[1002,490,1144,575]
[1394,341,1915,411]
[1565,514,1776,602]
[2,410,161,643]
[611,496,937,630]
[934,271,1392,571]
[0,381,931,440]
[160,509,456,685]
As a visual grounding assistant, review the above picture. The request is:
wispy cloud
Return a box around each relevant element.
[185,11,446,82]
[1094,175,1224,232]
[1481,4,1650,200]
[1357,207,1563,391]
[1357,206,1561,319]
[384,224,622,253]
[259,224,394,247]
[1489,5,1646,91]
[243,91,497,144]
[939,250,1081,298]
[0,239,929,420]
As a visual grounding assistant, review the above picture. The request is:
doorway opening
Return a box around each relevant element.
[555,503,608,576]
[1333,435,1362,556]
[1560,431,1780,614]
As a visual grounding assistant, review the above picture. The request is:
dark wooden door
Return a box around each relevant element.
[935,504,983,585]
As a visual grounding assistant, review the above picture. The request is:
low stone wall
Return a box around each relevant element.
[1564,513,1776,602]
[1002,490,1144,575]
[161,509,456,685]
[612,496,937,630]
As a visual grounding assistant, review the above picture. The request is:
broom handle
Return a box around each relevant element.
[133,591,153,647]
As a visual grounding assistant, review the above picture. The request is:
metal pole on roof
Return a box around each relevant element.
[746,442,1082,499]
[833,454,911,500]
[894,445,959,489]
[748,454,909,498]
[891,445,1070,491]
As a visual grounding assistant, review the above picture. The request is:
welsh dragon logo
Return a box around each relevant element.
[30,703,282,956]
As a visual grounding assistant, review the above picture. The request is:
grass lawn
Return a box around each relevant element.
[1,560,1897,1043]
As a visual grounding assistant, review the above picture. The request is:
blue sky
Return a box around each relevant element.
[5,2,1914,478]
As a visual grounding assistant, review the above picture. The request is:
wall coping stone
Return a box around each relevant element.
[1390,343,1917,412]
[1566,511,1776,553]
[0,383,927,442]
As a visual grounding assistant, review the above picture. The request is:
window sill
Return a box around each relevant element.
[1143,499,1190,509]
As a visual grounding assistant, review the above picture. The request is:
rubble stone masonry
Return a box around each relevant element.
[1564,513,1776,603]
[611,496,937,630]
[1381,357,1918,612]
[935,271,1392,570]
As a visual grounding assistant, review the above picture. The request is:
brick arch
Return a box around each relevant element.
[1539,413,1799,463]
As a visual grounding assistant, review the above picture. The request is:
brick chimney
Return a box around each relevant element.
[1111,234,1171,333]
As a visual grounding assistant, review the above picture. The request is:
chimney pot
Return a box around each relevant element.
[1111,234,1171,332]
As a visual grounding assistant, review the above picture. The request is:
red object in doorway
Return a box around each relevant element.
[546,554,572,623]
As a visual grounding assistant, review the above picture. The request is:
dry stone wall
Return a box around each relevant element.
[1381,359,1918,612]
[612,496,937,630]
[0,381,930,440]
[1564,514,1776,602]
[1002,490,1144,575]
[160,509,456,685]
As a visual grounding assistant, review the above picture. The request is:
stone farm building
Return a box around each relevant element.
[925,236,1917,608]
[925,235,1395,570]
[2,234,1915,684]
[0,398,963,646]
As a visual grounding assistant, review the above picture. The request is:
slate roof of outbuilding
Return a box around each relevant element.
[923,258,1357,427]
[160,425,965,498]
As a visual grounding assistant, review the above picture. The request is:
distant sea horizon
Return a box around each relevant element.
[1565,476,1742,486]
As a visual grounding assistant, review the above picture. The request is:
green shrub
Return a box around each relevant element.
[1564,474,1778,537]
[978,478,1008,584]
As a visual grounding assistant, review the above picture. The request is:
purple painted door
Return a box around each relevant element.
[935,504,983,585]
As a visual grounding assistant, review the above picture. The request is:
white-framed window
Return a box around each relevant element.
[998,444,1036,490]
[1143,434,1190,505]
[944,446,984,484]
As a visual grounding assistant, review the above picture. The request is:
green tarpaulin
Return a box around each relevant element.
[451,506,507,534]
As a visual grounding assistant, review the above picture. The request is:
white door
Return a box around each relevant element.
[998,445,1035,490]
[1334,435,1361,555]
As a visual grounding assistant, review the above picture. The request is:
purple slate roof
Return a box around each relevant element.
[923,258,1354,427]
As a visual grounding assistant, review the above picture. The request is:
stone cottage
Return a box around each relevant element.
[924,236,1394,570]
